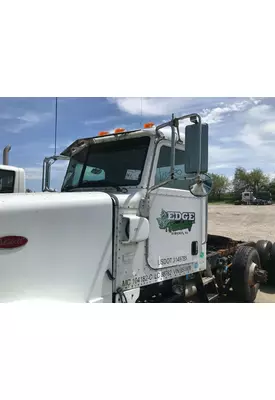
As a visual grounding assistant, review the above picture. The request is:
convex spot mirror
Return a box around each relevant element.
[189,174,212,197]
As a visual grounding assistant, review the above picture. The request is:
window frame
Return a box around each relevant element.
[0,169,15,193]
[151,141,188,190]
[62,136,152,191]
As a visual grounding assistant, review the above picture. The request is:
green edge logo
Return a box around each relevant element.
[157,209,196,233]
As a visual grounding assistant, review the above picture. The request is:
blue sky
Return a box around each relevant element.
[1,97,274,191]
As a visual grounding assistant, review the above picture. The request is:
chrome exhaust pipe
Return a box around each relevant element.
[3,145,11,165]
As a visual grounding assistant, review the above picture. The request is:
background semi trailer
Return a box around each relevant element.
[0,113,272,303]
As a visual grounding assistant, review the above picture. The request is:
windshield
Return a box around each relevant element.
[62,136,150,191]
[0,169,15,193]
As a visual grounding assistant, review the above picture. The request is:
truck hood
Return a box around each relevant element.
[0,191,114,303]
[0,191,107,205]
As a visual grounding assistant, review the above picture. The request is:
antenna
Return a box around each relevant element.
[140,97,143,128]
[54,97,58,156]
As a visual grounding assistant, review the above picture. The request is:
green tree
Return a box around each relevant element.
[232,167,249,194]
[209,173,230,200]
[247,168,270,193]
[232,167,269,196]
[268,178,275,200]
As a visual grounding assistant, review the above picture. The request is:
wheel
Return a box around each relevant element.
[256,240,272,268]
[231,246,267,302]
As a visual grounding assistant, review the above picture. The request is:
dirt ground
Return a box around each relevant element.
[208,204,275,303]
[208,203,275,242]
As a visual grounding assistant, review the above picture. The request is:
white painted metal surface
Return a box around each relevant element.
[0,192,113,302]
[0,118,209,303]
[114,189,206,291]
[148,187,205,269]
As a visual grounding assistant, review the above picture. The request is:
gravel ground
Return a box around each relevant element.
[208,203,275,242]
[208,204,275,302]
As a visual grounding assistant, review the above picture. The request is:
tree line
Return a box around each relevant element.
[208,167,275,202]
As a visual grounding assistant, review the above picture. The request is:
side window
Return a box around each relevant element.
[63,162,84,187]
[155,146,189,190]
[0,169,15,193]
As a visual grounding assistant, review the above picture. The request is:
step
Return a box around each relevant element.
[202,276,215,286]
[207,294,219,302]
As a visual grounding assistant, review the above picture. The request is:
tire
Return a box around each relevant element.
[266,243,275,285]
[231,246,261,302]
[256,240,272,268]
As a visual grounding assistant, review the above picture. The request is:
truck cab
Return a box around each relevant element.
[0,113,267,303]
[0,165,26,193]
[59,119,209,298]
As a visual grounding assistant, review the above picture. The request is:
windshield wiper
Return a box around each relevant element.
[62,181,128,193]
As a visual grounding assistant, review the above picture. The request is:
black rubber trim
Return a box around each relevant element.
[109,194,119,302]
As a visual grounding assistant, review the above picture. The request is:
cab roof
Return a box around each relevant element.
[60,127,157,157]
[0,165,24,173]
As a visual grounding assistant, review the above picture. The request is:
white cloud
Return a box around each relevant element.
[48,141,72,150]
[108,97,275,176]
[83,116,118,125]
[208,145,243,169]
[238,104,275,152]
[6,111,52,133]
[246,104,272,121]
[156,99,260,140]
[25,167,42,181]
[262,121,275,133]
[110,97,193,117]
[208,101,275,174]
[201,99,255,124]
[111,97,262,130]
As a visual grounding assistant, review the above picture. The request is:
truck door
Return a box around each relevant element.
[147,144,206,275]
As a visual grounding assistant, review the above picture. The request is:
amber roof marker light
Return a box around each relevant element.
[98,131,109,137]
[143,122,155,129]
[114,128,126,134]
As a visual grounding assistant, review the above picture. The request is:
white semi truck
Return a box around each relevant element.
[0,113,272,303]
[0,145,25,193]
[240,191,272,205]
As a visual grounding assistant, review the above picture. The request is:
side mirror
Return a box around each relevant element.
[42,155,69,192]
[185,122,208,174]
[189,174,212,197]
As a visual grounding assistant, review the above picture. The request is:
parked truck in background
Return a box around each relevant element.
[0,113,273,303]
[236,190,272,205]
[0,165,25,193]
[0,145,26,194]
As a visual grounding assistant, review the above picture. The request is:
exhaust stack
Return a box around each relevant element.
[3,145,11,165]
